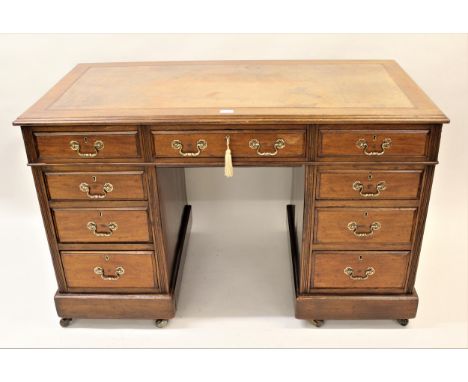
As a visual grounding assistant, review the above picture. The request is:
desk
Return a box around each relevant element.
[14,60,448,327]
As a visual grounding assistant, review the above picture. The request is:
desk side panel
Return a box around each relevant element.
[21,126,67,291]
[155,167,188,288]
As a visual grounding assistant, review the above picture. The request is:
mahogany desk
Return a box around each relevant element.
[14,60,449,328]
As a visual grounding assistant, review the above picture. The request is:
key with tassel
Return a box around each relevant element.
[224,135,233,178]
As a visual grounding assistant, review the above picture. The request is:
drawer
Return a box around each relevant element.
[318,129,430,160]
[316,169,423,200]
[53,208,151,243]
[314,207,416,246]
[152,130,306,159]
[34,131,141,161]
[61,251,156,289]
[45,171,146,201]
[313,251,409,289]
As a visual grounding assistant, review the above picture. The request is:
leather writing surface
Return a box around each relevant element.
[14,60,448,125]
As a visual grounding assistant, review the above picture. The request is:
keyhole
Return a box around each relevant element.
[92,176,97,182]
[105,255,110,261]
[99,211,103,217]
[373,135,377,141]
[358,255,363,261]
[368,172,373,181]
[364,211,368,217]
[84,136,88,143]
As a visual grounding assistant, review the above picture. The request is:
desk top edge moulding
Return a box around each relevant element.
[15,60,448,328]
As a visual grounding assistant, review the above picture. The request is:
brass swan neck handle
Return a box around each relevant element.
[87,221,118,237]
[70,140,104,158]
[347,221,381,237]
[249,138,285,156]
[344,266,375,280]
[356,138,391,156]
[171,139,207,157]
[94,266,125,280]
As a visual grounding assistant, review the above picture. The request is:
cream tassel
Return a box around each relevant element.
[224,135,233,178]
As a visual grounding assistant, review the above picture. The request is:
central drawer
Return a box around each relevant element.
[61,251,157,290]
[152,130,306,159]
[53,207,151,243]
[314,207,417,247]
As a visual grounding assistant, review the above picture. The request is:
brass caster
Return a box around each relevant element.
[397,319,409,326]
[155,319,168,328]
[311,320,325,328]
[60,318,72,327]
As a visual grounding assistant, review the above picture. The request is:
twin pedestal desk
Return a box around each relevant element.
[14,60,448,328]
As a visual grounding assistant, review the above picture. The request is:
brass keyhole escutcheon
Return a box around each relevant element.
[92,176,97,182]
[368,173,373,181]
[105,255,110,261]
[84,136,88,143]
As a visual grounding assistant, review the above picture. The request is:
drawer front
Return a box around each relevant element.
[53,208,151,243]
[153,130,306,159]
[45,171,146,201]
[61,251,156,289]
[318,129,430,160]
[317,169,423,200]
[34,131,141,161]
[313,251,409,289]
[315,207,416,246]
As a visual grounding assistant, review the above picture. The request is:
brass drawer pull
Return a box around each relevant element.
[352,181,386,197]
[356,137,392,156]
[94,266,125,280]
[347,221,381,237]
[171,139,207,157]
[249,138,285,156]
[69,140,104,157]
[344,266,375,280]
[79,182,113,199]
[87,221,118,237]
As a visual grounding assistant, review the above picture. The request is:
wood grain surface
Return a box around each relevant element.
[53,207,151,243]
[45,171,146,200]
[61,251,156,289]
[318,128,430,159]
[34,130,141,161]
[314,207,416,246]
[153,130,306,158]
[313,251,409,289]
[316,169,423,200]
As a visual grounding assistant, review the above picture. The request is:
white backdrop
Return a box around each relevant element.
[0,34,466,347]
